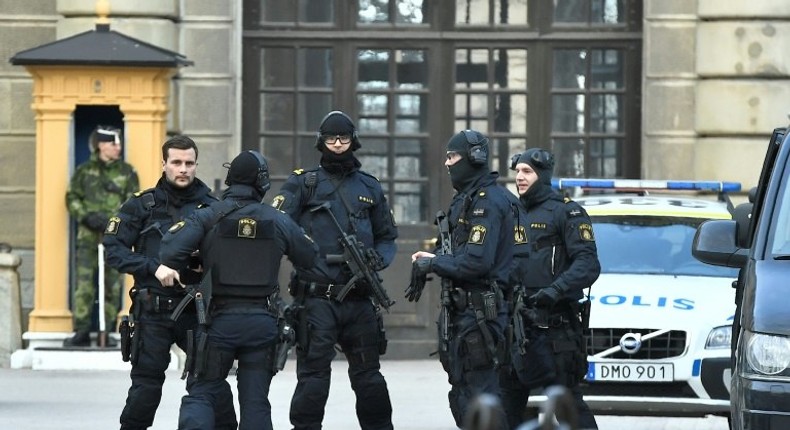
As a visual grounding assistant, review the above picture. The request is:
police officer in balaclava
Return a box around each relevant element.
[408,129,514,429]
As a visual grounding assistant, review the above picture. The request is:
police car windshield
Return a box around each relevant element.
[592,216,739,278]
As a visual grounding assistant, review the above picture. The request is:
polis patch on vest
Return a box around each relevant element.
[358,195,374,205]
[271,195,285,210]
[579,223,595,241]
[238,218,257,238]
[105,216,121,235]
[514,225,527,244]
[469,225,487,245]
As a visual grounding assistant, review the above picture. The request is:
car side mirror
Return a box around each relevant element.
[692,219,748,268]
[732,202,753,249]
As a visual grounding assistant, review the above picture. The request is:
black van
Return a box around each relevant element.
[692,127,790,429]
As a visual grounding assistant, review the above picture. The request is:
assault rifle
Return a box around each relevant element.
[310,202,395,311]
[435,210,453,354]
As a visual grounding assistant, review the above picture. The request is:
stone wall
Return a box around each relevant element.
[643,0,790,187]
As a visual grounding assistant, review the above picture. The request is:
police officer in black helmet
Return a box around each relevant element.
[157,150,318,430]
[409,129,514,429]
[271,111,398,430]
[500,148,600,429]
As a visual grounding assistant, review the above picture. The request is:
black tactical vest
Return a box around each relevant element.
[202,206,280,299]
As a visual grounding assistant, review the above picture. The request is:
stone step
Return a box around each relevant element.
[11,331,182,370]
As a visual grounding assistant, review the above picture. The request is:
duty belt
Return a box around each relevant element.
[135,288,181,313]
[294,280,356,300]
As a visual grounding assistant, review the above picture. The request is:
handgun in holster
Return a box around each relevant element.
[193,329,209,379]
[377,311,388,355]
[119,315,132,362]
[580,298,592,330]
[273,321,295,373]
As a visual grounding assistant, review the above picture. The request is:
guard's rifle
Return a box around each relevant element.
[170,268,212,380]
[273,302,296,373]
[310,201,395,311]
[435,210,453,354]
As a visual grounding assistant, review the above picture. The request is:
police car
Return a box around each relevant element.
[556,179,740,417]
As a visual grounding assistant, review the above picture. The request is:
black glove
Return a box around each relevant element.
[81,212,109,232]
[413,257,434,276]
[527,285,563,309]
[366,248,386,271]
[405,261,428,302]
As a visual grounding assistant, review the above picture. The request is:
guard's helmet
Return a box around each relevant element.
[89,125,121,152]
[224,150,271,194]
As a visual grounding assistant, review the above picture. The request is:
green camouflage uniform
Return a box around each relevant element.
[66,153,139,332]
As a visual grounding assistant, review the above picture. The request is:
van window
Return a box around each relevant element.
[769,177,790,257]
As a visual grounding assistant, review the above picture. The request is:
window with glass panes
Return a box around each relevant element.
[243,0,641,224]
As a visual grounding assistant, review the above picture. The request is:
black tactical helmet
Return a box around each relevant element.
[224,150,271,194]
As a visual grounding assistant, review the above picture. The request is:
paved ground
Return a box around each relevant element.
[0,359,728,429]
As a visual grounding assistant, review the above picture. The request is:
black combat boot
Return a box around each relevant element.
[63,330,91,347]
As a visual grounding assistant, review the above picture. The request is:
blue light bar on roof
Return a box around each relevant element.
[551,178,742,192]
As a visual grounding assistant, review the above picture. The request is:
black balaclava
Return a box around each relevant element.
[446,130,489,191]
[318,111,361,176]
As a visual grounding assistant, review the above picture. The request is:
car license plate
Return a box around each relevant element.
[587,362,673,382]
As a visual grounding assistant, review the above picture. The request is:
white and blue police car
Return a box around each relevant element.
[555,179,740,417]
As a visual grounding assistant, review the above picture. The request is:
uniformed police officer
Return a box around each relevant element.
[157,150,318,430]
[65,125,139,346]
[102,136,237,430]
[409,129,514,429]
[271,110,398,430]
[501,148,601,429]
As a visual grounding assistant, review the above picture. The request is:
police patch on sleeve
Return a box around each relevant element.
[271,195,285,210]
[514,225,527,244]
[238,218,257,238]
[468,225,487,245]
[105,216,121,235]
[579,223,595,241]
[168,221,186,234]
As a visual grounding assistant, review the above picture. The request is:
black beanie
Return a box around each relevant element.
[513,148,555,185]
[225,151,261,186]
[317,111,360,150]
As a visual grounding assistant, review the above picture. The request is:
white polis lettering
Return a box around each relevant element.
[592,295,695,310]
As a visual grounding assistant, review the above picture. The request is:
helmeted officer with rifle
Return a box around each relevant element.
[270,110,398,430]
[408,129,514,430]
[157,150,318,430]
[103,135,237,430]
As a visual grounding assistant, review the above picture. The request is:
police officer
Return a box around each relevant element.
[65,125,139,346]
[157,150,318,430]
[102,136,237,430]
[271,110,398,430]
[500,148,600,429]
[409,129,514,429]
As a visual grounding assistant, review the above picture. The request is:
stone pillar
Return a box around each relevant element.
[0,247,23,367]
[642,0,699,180]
